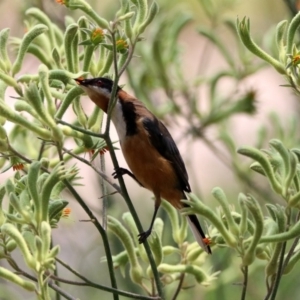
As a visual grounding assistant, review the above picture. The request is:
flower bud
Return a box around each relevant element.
[90,28,104,45]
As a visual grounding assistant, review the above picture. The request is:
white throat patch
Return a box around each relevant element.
[110,100,127,144]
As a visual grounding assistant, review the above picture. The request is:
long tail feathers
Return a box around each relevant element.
[186,214,212,254]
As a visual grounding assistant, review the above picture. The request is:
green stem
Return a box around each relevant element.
[241,266,248,300]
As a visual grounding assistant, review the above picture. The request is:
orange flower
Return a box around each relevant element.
[292,54,300,65]
[91,28,104,45]
[99,146,109,155]
[85,146,109,156]
[12,163,24,171]
[85,148,95,155]
[203,237,211,246]
[62,207,71,218]
[55,0,69,6]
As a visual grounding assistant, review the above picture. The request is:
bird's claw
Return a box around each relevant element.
[138,230,151,244]
[112,167,127,179]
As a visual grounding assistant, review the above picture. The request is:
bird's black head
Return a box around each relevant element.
[75,77,121,95]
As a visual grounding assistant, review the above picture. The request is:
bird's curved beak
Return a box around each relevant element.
[74,77,84,85]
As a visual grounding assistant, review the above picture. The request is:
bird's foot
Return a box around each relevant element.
[112,167,129,179]
[138,230,152,244]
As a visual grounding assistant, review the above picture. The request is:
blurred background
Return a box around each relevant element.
[1,0,299,299]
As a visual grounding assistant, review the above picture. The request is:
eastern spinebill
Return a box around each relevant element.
[75,77,211,254]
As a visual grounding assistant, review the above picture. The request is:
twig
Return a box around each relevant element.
[281,212,300,272]
[118,42,136,77]
[171,273,185,300]
[241,266,248,300]
[55,119,105,138]
[99,153,108,230]
[61,146,122,194]
[49,274,160,300]
[269,242,287,300]
[48,282,77,300]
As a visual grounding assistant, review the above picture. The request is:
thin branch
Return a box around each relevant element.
[48,282,77,300]
[269,242,287,300]
[37,140,46,161]
[61,146,122,194]
[264,275,275,300]
[118,42,136,77]
[171,273,185,300]
[49,274,160,300]
[282,212,300,272]
[241,266,248,300]
[56,257,90,282]
[100,153,108,230]
[55,119,105,139]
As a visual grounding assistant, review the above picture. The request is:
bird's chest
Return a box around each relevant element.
[111,103,178,192]
[120,133,177,194]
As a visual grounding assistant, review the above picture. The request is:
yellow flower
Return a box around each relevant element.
[116,39,128,53]
[91,28,104,45]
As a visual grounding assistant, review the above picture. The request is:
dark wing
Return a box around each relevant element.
[143,117,191,192]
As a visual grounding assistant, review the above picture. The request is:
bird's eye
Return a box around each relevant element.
[96,80,103,87]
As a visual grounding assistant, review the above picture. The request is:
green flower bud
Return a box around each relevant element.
[116,39,128,54]
[182,193,237,248]
[12,24,48,76]
[90,28,105,45]
[212,187,239,236]
[41,221,51,258]
[243,195,264,266]
[108,216,143,285]
[0,267,36,291]
[148,219,163,266]
[162,246,179,256]
[255,245,269,260]
[9,192,32,222]
[1,223,36,269]
[6,240,17,252]
[48,245,60,259]
[35,236,44,263]
[158,263,212,284]
[236,17,285,74]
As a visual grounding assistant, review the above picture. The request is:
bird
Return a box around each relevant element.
[75,77,211,254]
